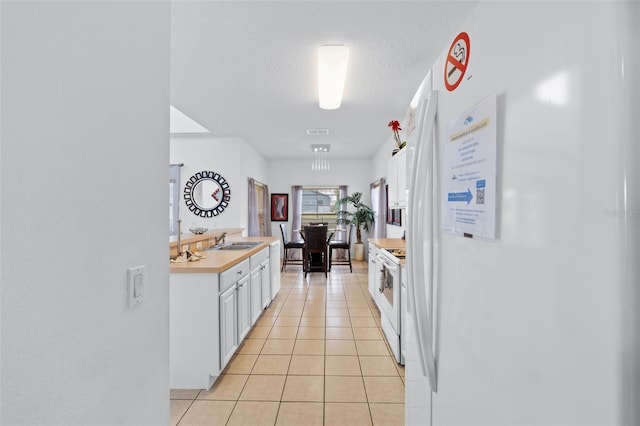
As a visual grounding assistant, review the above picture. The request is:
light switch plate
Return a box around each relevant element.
[128,265,146,307]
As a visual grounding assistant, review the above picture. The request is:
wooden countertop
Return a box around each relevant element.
[368,238,405,250]
[368,238,406,266]
[170,237,279,274]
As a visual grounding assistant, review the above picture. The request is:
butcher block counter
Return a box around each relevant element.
[368,238,405,250]
[368,238,406,266]
[170,237,279,273]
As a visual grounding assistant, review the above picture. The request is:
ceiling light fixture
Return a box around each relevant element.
[318,45,349,110]
[311,144,330,172]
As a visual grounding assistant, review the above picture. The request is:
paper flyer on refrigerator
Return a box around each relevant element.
[441,93,497,240]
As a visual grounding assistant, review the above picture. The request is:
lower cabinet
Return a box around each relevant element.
[250,248,270,324]
[369,245,381,299]
[170,243,279,390]
[219,284,238,368]
[260,258,271,309]
[237,274,251,342]
[219,260,251,372]
[250,266,263,325]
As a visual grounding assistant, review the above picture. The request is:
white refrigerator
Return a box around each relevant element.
[405,2,639,425]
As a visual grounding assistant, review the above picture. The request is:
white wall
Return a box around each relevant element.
[170,136,268,235]
[268,158,374,246]
[372,136,406,238]
[1,2,170,424]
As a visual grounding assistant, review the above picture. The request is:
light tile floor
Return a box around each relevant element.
[171,260,405,426]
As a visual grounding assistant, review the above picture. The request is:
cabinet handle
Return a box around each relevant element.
[237,270,243,275]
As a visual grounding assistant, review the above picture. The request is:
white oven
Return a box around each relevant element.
[376,249,402,363]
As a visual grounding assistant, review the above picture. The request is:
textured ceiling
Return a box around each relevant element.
[171,1,478,161]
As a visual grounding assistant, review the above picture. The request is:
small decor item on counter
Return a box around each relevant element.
[388,120,406,156]
[189,227,208,235]
[170,250,205,263]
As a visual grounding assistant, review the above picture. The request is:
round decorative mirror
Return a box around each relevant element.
[184,171,231,217]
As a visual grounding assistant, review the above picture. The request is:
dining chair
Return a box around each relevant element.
[328,224,353,272]
[279,223,305,271]
[303,225,328,277]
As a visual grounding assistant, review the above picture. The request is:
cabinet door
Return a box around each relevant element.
[387,148,407,208]
[396,149,407,206]
[250,267,262,325]
[237,274,251,341]
[261,260,271,309]
[219,284,238,369]
[387,155,399,207]
[368,251,376,298]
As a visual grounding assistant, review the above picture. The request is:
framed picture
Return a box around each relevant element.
[271,193,289,221]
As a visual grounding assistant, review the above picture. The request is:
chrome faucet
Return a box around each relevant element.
[214,232,227,246]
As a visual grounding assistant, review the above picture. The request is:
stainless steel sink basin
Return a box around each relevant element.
[207,241,263,251]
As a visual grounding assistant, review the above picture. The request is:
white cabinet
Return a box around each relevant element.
[219,284,238,368]
[170,272,221,390]
[387,148,407,208]
[269,241,281,300]
[237,274,251,341]
[250,248,270,324]
[170,242,280,390]
[368,245,382,299]
[250,266,262,325]
[219,259,250,372]
[260,259,271,309]
[220,271,250,370]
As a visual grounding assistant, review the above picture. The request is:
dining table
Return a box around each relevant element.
[295,227,346,272]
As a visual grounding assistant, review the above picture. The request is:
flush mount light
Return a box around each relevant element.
[318,45,349,110]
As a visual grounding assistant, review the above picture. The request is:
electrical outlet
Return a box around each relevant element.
[196,241,203,251]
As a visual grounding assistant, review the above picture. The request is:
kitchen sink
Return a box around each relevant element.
[207,241,263,251]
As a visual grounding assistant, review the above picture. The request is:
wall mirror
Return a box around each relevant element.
[184,170,231,217]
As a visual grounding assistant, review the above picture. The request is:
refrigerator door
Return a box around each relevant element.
[419,2,638,425]
[405,78,438,425]
[407,91,438,391]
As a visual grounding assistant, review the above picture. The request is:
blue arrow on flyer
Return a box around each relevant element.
[448,188,473,204]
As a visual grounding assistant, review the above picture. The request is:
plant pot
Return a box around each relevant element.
[354,243,365,261]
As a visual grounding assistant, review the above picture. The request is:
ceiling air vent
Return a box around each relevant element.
[306,128,329,136]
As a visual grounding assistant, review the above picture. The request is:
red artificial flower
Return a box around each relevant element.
[388,120,402,132]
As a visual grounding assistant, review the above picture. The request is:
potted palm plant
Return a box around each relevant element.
[335,192,375,261]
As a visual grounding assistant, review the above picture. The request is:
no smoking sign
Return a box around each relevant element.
[444,32,470,91]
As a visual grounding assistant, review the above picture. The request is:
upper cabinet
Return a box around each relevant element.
[387,148,407,208]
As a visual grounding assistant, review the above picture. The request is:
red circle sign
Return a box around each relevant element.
[444,32,470,92]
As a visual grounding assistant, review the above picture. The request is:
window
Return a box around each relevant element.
[301,186,340,227]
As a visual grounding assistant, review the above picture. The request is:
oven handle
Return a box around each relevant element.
[378,266,386,293]
[378,254,399,272]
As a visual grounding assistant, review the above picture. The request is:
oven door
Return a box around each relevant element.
[377,256,399,333]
